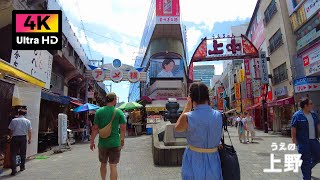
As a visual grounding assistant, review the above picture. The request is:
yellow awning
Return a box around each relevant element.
[0,59,45,88]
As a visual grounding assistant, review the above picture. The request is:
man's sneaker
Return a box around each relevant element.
[20,167,25,172]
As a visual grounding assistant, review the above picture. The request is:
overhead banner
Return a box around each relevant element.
[156,0,180,24]
[246,78,253,99]
[10,50,53,89]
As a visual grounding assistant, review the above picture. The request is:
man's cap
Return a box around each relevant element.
[106,92,116,100]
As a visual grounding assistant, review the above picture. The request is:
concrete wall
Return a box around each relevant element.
[262,0,296,98]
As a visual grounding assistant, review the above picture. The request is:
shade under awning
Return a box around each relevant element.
[0,59,45,88]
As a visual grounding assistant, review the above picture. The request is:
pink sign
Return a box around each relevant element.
[251,18,265,49]
[246,78,253,99]
[156,0,180,17]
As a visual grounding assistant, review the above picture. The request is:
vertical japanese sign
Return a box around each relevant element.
[246,78,253,99]
[217,87,224,110]
[156,0,180,24]
[259,51,269,84]
[244,59,251,76]
[235,83,241,100]
[10,50,53,89]
[240,69,245,82]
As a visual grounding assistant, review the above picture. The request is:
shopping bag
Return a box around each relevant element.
[219,128,241,180]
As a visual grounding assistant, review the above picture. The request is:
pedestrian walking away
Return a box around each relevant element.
[8,108,32,176]
[90,92,127,180]
[244,112,255,143]
[291,98,320,180]
[175,82,223,180]
[237,114,246,143]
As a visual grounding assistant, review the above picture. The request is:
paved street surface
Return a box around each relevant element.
[1,127,320,180]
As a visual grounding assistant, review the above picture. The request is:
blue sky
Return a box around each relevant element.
[58,0,257,102]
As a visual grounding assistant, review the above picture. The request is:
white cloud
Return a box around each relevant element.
[59,0,148,37]
[187,27,202,52]
[180,0,257,31]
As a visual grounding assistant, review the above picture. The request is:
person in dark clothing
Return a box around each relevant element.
[291,98,320,180]
[222,113,228,131]
[8,109,32,176]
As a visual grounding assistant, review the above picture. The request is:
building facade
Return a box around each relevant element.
[287,0,320,117]
[129,0,188,112]
[193,65,215,88]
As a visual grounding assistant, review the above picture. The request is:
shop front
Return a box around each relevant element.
[267,97,295,134]
[0,59,45,168]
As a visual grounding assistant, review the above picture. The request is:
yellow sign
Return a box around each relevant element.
[239,69,245,82]
[236,107,241,113]
[290,5,307,31]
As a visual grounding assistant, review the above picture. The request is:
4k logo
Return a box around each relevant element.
[12,10,62,50]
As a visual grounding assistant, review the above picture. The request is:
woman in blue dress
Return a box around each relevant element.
[175,82,223,180]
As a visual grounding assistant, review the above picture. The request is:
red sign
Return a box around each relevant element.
[156,0,180,16]
[303,56,310,66]
[244,59,251,76]
[217,87,224,110]
[246,78,253,99]
[235,83,241,100]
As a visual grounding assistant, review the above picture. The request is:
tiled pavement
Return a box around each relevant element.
[1,127,319,180]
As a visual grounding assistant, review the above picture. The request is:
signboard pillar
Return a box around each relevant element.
[58,113,68,150]
[259,51,269,133]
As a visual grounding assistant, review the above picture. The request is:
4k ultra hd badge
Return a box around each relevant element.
[12,10,62,50]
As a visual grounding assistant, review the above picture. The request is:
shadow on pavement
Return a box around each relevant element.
[312,176,320,180]
[0,171,22,179]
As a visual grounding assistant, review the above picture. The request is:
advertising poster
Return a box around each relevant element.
[150,58,184,78]
[156,0,180,24]
[251,18,265,49]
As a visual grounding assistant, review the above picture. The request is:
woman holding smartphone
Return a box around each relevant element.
[175,82,223,180]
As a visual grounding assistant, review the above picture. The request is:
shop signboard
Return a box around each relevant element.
[308,60,320,75]
[294,76,320,92]
[303,47,320,66]
[217,87,224,110]
[150,58,184,78]
[246,78,253,99]
[10,50,53,89]
[259,51,269,84]
[244,59,251,76]
[252,79,261,97]
[274,86,288,97]
[235,83,241,100]
[297,28,320,51]
[290,5,307,31]
[304,0,320,19]
[156,0,180,24]
[239,69,245,82]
